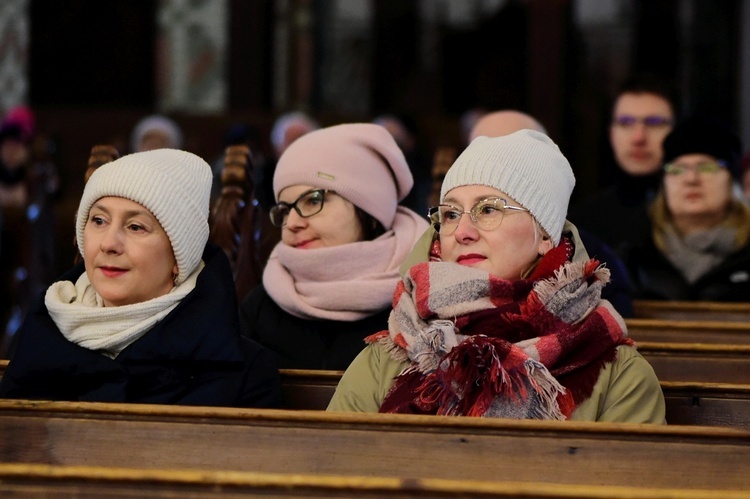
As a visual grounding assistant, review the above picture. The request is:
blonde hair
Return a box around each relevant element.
[520,218,552,279]
[650,188,750,251]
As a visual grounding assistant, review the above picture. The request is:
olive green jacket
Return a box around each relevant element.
[327,342,665,423]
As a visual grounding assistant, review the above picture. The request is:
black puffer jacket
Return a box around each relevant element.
[0,245,283,408]
[240,285,391,370]
[623,230,750,302]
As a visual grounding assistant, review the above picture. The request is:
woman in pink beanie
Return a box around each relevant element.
[239,123,429,370]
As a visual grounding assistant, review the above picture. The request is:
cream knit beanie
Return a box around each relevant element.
[76,148,212,285]
[273,123,413,229]
[440,130,575,245]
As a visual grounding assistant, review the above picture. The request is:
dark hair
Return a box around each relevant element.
[613,73,680,118]
[355,207,386,241]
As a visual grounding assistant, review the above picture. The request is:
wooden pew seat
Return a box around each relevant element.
[1,463,745,498]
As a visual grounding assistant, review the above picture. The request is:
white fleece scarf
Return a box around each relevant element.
[263,207,429,321]
[45,262,204,359]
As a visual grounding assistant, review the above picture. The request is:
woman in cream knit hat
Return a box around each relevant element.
[328,129,665,423]
[0,148,282,408]
[240,123,429,370]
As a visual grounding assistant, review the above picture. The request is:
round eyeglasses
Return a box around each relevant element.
[663,160,727,176]
[428,197,529,235]
[269,189,332,227]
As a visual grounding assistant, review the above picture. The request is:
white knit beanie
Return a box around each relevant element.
[76,148,212,285]
[273,123,413,229]
[440,130,575,245]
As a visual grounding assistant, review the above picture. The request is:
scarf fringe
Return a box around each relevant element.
[520,359,567,420]
[373,334,410,364]
[410,337,566,419]
[534,260,609,303]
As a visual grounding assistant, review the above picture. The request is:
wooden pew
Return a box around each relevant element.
[634,300,750,323]
[627,318,750,345]
[662,381,750,430]
[209,144,280,303]
[4,361,750,428]
[279,369,750,430]
[638,342,750,384]
[1,400,750,492]
[0,463,744,498]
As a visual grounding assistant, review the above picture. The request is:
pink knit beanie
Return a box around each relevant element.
[273,123,413,229]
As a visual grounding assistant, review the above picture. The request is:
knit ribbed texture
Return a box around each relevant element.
[76,148,212,285]
[272,123,413,229]
[440,130,575,245]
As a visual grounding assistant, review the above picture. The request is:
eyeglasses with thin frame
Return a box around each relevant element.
[663,160,727,176]
[612,115,674,129]
[428,197,529,235]
[269,189,332,227]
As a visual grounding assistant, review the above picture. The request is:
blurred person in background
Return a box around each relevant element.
[569,74,678,257]
[0,106,60,356]
[623,115,750,301]
[130,114,184,153]
[373,113,432,217]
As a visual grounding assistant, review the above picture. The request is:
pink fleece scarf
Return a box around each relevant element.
[263,207,428,321]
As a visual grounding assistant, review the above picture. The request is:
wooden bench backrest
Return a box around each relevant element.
[208,144,282,302]
[634,300,750,323]
[638,341,750,383]
[627,318,750,345]
[3,359,750,428]
[279,369,750,430]
[1,400,750,491]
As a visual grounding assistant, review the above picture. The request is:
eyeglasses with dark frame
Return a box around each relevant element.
[612,115,674,129]
[269,189,333,227]
[428,197,529,236]
[663,160,727,176]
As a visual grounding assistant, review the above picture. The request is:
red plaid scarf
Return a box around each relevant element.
[368,238,631,419]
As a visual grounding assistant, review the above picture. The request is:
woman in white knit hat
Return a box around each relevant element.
[0,149,282,408]
[239,123,429,370]
[328,129,665,423]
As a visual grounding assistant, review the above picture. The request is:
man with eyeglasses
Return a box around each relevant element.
[569,74,679,257]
